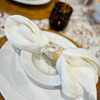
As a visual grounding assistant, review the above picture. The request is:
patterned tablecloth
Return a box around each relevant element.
[0,0,100,100]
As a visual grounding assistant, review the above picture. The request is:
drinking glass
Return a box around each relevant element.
[65,0,88,14]
[49,2,73,31]
[93,0,100,23]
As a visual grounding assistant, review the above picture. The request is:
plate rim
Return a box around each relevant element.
[13,0,51,5]
[0,42,28,100]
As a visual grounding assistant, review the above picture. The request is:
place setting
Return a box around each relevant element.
[8,31,77,100]
[0,0,100,100]
[0,13,99,100]
[0,16,77,100]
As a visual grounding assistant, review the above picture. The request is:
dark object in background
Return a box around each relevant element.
[49,2,73,31]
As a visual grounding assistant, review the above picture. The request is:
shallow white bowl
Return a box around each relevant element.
[20,31,77,87]
[9,49,69,100]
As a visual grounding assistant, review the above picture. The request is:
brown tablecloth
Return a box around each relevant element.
[0,93,5,100]
[0,0,59,19]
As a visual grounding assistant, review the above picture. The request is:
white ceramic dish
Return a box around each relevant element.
[0,31,76,100]
[0,42,27,100]
[9,51,65,100]
[21,31,77,88]
[13,0,51,5]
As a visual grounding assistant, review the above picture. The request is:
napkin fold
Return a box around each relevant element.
[5,15,49,53]
[56,48,100,100]
[5,15,100,100]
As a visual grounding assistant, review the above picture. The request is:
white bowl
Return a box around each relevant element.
[20,31,77,88]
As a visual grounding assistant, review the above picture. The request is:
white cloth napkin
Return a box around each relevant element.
[57,48,100,100]
[5,15,100,100]
[5,15,49,53]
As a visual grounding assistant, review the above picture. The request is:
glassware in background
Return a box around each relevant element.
[86,0,94,5]
[65,0,88,14]
[49,2,73,31]
[93,0,100,23]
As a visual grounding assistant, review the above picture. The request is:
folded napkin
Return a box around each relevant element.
[5,15,49,53]
[5,15,100,100]
[57,48,100,100]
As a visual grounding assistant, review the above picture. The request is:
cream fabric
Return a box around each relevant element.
[56,48,100,100]
[5,15,49,53]
[5,15,100,100]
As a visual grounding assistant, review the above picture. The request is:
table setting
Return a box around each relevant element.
[0,0,100,100]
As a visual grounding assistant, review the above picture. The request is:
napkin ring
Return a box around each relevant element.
[41,42,64,63]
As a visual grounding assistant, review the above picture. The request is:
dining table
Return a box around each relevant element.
[0,0,100,100]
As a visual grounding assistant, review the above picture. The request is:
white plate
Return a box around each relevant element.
[13,0,51,5]
[9,31,77,100]
[0,31,76,100]
[9,51,66,100]
[20,31,77,87]
[0,42,27,100]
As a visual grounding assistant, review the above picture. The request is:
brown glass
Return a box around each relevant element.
[49,2,73,31]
